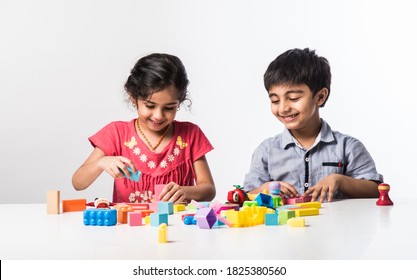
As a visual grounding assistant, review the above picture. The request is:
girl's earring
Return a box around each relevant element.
[132,103,136,107]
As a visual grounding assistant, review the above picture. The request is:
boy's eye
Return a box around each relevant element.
[270,99,280,104]
[289,97,300,102]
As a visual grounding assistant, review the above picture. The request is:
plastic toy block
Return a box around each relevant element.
[138,209,153,218]
[242,206,267,226]
[128,212,143,226]
[272,196,283,208]
[154,184,165,202]
[121,166,141,182]
[278,209,296,225]
[181,213,195,221]
[83,209,117,226]
[376,183,394,206]
[265,213,279,226]
[277,205,300,212]
[225,210,246,227]
[294,207,319,217]
[116,205,134,224]
[243,201,258,207]
[184,215,196,225]
[254,193,275,209]
[125,203,149,211]
[158,223,167,243]
[194,208,217,229]
[144,215,150,225]
[158,201,174,215]
[283,196,312,205]
[148,202,158,212]
[173,204,186,213]
[295,201,322,209]
[62,199,87,212]
[287,217,305,227]
[210,202,239,214]
[46,190,60,214]
[150,213,168,227]
[269,181,281,195]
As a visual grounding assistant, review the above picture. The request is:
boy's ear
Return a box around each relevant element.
[317,88,329,106]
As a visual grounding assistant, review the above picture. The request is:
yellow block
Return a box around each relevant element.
[144,215,151,225]
[158,223,167,243]
[294,207,319,217]
[287,217,305,227]
[294,201,322,209]
[174,204,186,213]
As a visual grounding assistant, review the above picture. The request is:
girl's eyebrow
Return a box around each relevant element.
[144,100,179,106]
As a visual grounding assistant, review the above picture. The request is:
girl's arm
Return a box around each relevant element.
[72,147,136,191]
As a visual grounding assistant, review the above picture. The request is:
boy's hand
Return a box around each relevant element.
[159,182,187,203]
[303,174,341,202]
[279,181,300,198]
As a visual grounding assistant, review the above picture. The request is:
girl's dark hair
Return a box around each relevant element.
[124,53,190,104]
[264,48,331,107]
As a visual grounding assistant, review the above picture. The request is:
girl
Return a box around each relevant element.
[72,53,216,203]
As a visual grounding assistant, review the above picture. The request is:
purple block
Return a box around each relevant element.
[194,208,217,229]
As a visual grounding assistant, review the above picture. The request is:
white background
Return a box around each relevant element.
[1,0,416,204]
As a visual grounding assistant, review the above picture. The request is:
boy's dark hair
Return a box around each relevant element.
[124,53,190,104]
[264,48,331,107]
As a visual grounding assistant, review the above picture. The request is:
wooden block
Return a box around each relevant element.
[46,190,60,214]
[62,199,86,212]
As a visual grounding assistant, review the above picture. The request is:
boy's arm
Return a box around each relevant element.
[304,174,380,202]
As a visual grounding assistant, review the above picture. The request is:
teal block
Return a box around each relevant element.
[150,213,168,227]
[158,201,174,215]
[265,213,279,226]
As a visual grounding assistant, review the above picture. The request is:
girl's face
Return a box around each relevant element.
[268,83,327,134]
[134,86,180,133]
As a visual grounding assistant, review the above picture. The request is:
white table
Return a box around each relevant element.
[0,198,415,260]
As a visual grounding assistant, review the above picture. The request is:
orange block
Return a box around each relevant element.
[62,199,86,212]
[117,205,134,224]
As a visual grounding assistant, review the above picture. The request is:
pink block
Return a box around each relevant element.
[283,195,312,205]
[154,184,165,202]
[149,202,158,212]
[128,212,143,226]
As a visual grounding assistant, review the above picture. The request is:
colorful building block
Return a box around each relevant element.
[254,193,275,209]
[194,208,217,229]
[83,208,117,226]
[287,217,305,227]
[174,204,186,213]
[294,201,322,209]
[278,209,296,225]
[243,201,258,207]
[158,223,167,243]
[158,201,173,215]
[62,199,86,212]
[46,190,60,214]
[128,212,143,226]
[265,213,279,226]
[294,207,319,217]
[115,205,134,224]
[153,184,165,202]
[282,195,312,205]
[184,215,196,225]
[150,213,168,227]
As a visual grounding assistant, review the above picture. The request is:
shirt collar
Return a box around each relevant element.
[281,119,335,149]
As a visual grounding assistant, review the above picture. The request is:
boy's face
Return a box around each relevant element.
[268,84,327,133]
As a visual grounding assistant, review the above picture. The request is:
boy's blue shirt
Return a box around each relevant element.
[243,119,383,198]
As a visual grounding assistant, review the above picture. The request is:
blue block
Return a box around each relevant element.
[158,202,174,215]
[265,213,279,226]
[150,213,168,227]
[83,209,117,226]
[255,193,275,209]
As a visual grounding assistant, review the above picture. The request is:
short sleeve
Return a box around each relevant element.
[88,122,122,156]
[243,141,271,192]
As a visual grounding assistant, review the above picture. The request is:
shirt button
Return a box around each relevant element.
[304,183,309,188]
[305,157,310,162]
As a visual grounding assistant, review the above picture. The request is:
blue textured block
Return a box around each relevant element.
[265,213,279,226]
[83,209,117,226]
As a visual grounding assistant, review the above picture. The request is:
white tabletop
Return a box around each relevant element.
[0,198,415,260]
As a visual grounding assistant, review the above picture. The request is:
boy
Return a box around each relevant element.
[243,48,383,202]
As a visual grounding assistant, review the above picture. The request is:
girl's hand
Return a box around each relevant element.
[96,156,136,179]
[159,182,187,203]
[303,174,341,202]
[278,181,300,198]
